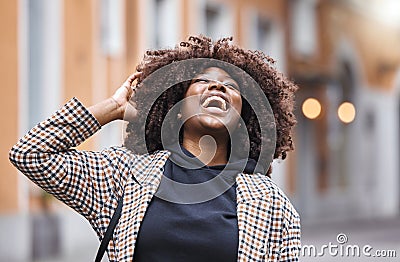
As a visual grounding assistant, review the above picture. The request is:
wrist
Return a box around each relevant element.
[88,97,124,126]
[109,97,125,120]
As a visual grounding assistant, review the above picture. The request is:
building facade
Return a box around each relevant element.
[288,0,400,221]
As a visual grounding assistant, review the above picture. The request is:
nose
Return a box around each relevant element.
[208,80,226,92]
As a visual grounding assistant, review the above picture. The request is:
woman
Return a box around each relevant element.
[9,35,300,261]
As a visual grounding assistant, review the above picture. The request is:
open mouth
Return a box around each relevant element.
[201,95,230,111]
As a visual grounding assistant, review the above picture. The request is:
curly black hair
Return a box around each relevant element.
[124,35,298,175]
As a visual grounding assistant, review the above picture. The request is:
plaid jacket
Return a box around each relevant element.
[9,98,301,261]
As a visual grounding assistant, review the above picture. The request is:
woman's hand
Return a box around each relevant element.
[88,72,142,126]
[112,72,142,120]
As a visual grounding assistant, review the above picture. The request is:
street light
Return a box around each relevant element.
[302,98,321,119]
[338,102,356,124]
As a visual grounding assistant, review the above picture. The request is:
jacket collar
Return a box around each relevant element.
[128,150,272,260]
[129,150,171,188]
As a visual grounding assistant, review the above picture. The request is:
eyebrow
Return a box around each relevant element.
[196,73,237,83]
[225,76,237,82]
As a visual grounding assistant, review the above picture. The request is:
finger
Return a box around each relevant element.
[120,72,142,100]
[127,72,142,83]
[127,84,139,100]
[128,86,136,100]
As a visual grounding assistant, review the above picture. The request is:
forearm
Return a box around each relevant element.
[9,97,131,219]
[88,97,123,126]
[9,98,101,168]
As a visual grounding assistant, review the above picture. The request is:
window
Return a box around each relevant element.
[205,4,220,38]
[244,9,286,71]
[290,0,318,56]
[256,18,273,53]
[26,0,63,259]
[146,0,180,49]
[100,0,123,56]
[201,1,233,39]
[28,0,62,127]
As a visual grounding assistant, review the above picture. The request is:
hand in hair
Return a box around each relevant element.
[112,72,142,120]
[88,72,142,126]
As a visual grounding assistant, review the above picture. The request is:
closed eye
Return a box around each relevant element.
[193,78,210,84]
[225,82,239,90]
[193,78,240,92]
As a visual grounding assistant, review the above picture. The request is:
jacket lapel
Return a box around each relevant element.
[236,173,272,261]
[114,151,273,261]
[116,151,170,261]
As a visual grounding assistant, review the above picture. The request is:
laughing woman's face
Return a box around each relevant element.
[181,67,243,136]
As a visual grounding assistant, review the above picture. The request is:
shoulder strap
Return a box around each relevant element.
[95,195,124,262]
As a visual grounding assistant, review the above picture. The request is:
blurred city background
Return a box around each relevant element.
[1,0,400,261]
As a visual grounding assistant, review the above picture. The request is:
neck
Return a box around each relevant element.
[182,132,229,166]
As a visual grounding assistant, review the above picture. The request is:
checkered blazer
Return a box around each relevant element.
[9,98,301,261]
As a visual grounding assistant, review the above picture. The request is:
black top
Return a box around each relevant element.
[132,148,242,262]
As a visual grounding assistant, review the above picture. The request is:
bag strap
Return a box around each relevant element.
[95,195,124,262]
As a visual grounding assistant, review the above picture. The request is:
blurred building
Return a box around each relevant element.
[1,0,400,261]
[288,0,400,222]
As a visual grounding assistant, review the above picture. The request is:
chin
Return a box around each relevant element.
[198,116,233,133]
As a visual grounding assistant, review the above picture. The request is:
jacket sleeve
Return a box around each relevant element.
[279,214,301,261]
[9,97,135,221]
